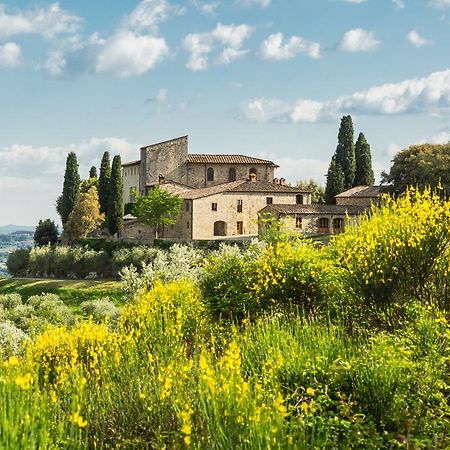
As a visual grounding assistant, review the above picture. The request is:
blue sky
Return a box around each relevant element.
[1,0,450,225]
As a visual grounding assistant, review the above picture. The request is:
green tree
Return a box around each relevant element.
[325,157,345,204]
[382,143,450,196]
[89,166,98,179]
[98,151,111,216]
[335,115,356,189]
[132,186,183,240]
[34,219,58,246]
[354,133,375,186]
[296,179,326,204]
[107,155,124,236]
[64,187,105,242]
[57,152,80,224]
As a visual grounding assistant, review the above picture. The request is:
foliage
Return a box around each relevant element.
[64,187,105,242]
[354,132,375,186]
[325,156,345,204]
[6,248,30,276]
[57,152,80,224]
[34,219,58,247]
[79,298,120,324]
[98,151,111,216]
[382,143,450,195]
[89,166,97,179]
[79,177,98,194]
[335,115,356,189]
[107,155,124,236]
[333,187,450,328]
[132,186,183,239]
[296,179,325,204]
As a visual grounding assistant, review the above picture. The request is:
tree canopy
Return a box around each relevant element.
[335,115,356,190]
[354,133,375,186]
[98,151,111,216]
[57,152,80,224]
[325,157,345,204]
[107,155,124,236]
[132,186,183,239]
[296,179,326,204]
[382,143,450,195]
[34,219,58,246]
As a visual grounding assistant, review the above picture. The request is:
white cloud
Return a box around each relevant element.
[237,0,271,7]
[259,33,320,60]
[242,69,450,123]
[392,0,405,8]
[0,3,81,38]
[338,28,381,52]
[342,0,367,3]
[184,22,253,71]
[430,0,450,8]
[0,42,21,67]
[407,30,433,47]
[95,31,168,77]
[192,1,221,15]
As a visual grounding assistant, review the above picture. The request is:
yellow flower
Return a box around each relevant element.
[306,387,315,396]
[70,411,88,428]
[15,373,33,390]
[3,355,19,368]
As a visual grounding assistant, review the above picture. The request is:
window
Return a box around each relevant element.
[249,167,257,180]
[228,167,236,182]
[207,167,214,182]
[237,221,243,235]
[296,216,302,229]
[237,199,243,213]
[185,201,190,212]
[214,221,226,236]
[130,187,136,203]
[266,197,273,205]
[296,194,304,205]
[333,218,344,233]
[318,217,329,231]
[212,203,218,211]
[187,221,190,229]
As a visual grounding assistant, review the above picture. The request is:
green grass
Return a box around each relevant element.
[0,277,124,308]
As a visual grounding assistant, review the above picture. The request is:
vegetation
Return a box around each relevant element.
[132,186,183,239]
[1,188,450,448]
[335,115,356,189]
[98,151,111,217]
[89,166,97,179]
[382,143,450,195]
[325,156,345,204]
[64,187,105,242]
[33,219,58,247]
[296,179,325,204]
[354,132,375,186]
[56,152,80,224]
[107,155,124,236]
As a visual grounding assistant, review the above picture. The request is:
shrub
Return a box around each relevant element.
[6,248,30,276]
[0,321,29,356]
[80,298,120,323]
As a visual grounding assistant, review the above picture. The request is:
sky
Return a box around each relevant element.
[1,0,450,226]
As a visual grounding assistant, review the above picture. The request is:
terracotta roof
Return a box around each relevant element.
[260,204,367,215]
[187,154,278,167]
[335,185,382,198]
[122,160,141,167]
[183,180,310,200]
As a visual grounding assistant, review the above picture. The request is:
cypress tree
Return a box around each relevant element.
[98,151,111,216]
[354,132,375,186]
[57,152,80,224]
[107,155,124,236]
[325,157,345,204]
[89,166,98,179]
[335,115,356,189]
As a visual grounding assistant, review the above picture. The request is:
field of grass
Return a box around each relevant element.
[0,277,123,308]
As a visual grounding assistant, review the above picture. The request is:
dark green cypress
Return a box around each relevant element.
[89,166,98,179]
[57,152,80,224]
[325,157,345,204]
[98,152,111,215]
[107,155,124,236]
[335,115,356,189]
[354,132,375,186]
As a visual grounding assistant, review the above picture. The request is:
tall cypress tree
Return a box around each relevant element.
[354,132,375,186]
[57,152,80,224]
[89,166,98,179]
[325,157,345,204]
[98,151,111,216]
[335,115,356,189]
[107,155,124,236]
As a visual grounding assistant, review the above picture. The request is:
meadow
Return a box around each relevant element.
[1,187,449,449]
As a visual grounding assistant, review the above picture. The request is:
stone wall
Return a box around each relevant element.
[122,164,140,204]
[336,196,379,207]
[186,163,275,188]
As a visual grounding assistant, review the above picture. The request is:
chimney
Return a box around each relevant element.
[273,178,279,184]
[249,172,257,182]
[279,178,286,186]
[158,174,165,184]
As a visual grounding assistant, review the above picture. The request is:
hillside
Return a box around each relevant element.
[0,225,34,234]
[0,231,33,276]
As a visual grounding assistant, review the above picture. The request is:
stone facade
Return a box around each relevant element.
[335,185,382,207]
[122,161,140,204]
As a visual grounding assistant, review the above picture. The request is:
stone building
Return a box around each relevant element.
[258,185,382,236]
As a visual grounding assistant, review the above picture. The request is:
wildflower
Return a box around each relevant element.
[306,387,315,396]
[69,410,88,428]
[15,373,33,390]
[3,355,19,368]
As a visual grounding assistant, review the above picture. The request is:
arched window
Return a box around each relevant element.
[296,194,304,205]
[249,167,257,180]
[229,167,236,182]
[333,218,344,233]
[207,167,214,182]
[213,221,227,236]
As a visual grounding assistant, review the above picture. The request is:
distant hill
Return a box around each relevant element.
[0,224,35,234]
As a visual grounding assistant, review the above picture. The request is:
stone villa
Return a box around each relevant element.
[121,135,380,241]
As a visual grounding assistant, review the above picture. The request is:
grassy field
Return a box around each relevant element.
[0,277,123,308]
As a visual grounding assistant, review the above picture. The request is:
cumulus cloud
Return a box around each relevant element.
[338,28,381,52]
[242,68,450,123]
[184,22,253,71]
[0,3,81,38]
[236,0,271,7]
[259,33,320,60]
[0,42,21,67]
[392,0,405,8]
[192,1,221,15]
[407,30,433,47]
[430,0,450,8]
